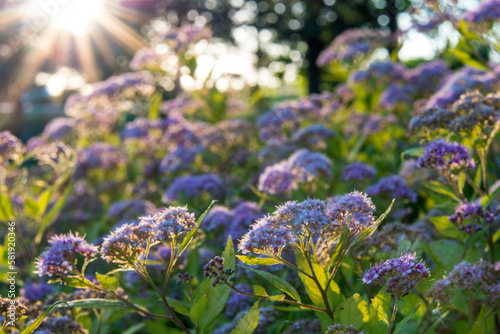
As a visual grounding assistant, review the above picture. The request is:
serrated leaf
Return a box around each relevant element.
[56,298,133,311]
[245,266,301,303]
[230,301,260,334]
[393,302,421,334]
[236,255,281,266]
[96,273,119,292]
[20,301,68,334]
[334,293,369,330]
[178,200,216,256]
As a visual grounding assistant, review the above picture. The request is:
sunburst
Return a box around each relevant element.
[0,0,156,101]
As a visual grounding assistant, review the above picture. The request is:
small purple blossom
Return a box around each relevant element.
[367,175,418,202]
[238,215,294,256]
[449,202,494,233]
[75,142,126,177]
[462,0,500,23]
[163,174,225,203]
[21,282,54,302]
[42,117,75,140]
[35,232,98,277]
[288,149,333,183]
[258,162,297,195]
[341,162,376,182]
[327,191,376,231]
[362,252,430,298]
[417,139,475,172]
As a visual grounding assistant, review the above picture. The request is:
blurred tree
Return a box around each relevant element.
[156,0,409,93]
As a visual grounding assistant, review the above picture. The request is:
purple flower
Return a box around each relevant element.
[204,205,235,232]
[341,162,376,182]
[108,200,155,220]
[258,162,297,195]
[405,60,450,95]
[151,206,197,240]
[379,84,413,109]
[462,0,500,23]
[426,67,499,109]
[0,131,24,163]
[75,142,126,177]
[317,29,392,66]
[21,282,54,302]
[35,232,98,277]
[130,47,162,71]
[224,284,253,317]
[159,146,201,174]
[238,215,294,256]
[362,252,430,298]
[275,199,330,234]
[43,117,75,140]
[367,175,418,202]
[417,139,475,172]
[163,174,225,203]
[327,191,376,231]
[349,61,406,84]
[228,202,264,241]
[448,202,493,233]
[291,124,336,150]
[288,149,333,183]
[120,117,153,140]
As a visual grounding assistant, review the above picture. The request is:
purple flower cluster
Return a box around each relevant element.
[362,252,430,298]
[317,29,392,66]
[450,91,500,135]
[349,61,406,84]
[130,47,162,71]
[0,131,24,164]
[21,282,54,302]
[224,283,253,317]
[290,124,337,150]
[379,84,413,110]
[162,24,212,51]
[405,60,450,96]
[417,139,475,172]
[101,206,196,263]
[462,0,500,23]
[163,174,225,203]
[75,142,126,177]
[258,149,333,195]
[204,202,264,242]
[239,193,376,256]
[35,232,98,277]
[341,162,376,182]
[203,256,235,287]
[428,261,499,304]
[327,191,376,231]
[449,202,494,233]
[425,67,498,109]
[258,162,298,195]
[42,117,76,140]
[367,175,418,202]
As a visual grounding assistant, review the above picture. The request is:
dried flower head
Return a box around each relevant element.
[203,256,235,287]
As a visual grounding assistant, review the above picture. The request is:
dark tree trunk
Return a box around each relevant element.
[306,36,322,94]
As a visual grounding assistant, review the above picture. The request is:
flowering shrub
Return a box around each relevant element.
[1,2,500,333]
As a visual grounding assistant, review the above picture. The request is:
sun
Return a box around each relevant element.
[50,0,106,36]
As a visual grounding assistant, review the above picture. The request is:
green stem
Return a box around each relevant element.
[325,241,349,292]
[0,320,8,334]
[388,297,398,334]
[229,284,327,313]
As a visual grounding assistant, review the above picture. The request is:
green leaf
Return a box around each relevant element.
[96,273,119,292]
[191,237,234,333]
[401,148,424,160]
[393,302,421,334]
[167,298,190,317]
[449,48,489,71]
[36,184,73,244]
[20,301,68,334]
[24,197,40,218]
[269,294,286,301]
[422,181,460,202]
[245,266,301,303]
[63,276,93,288]
[294,251,341,309]
[236,255,281,266]
[480,186,500,209]
[470,306,491,334]
[352,199,395,246]
[56,298,133,311]
[366,291,391,334]
[38,187,54,216]
[334,293,370,330]
[149,92,162,120]
[253,285,268,297]
[230,301,260,334]
[0,193,14,222]
[429,216,464,240]
[178,200,216,256]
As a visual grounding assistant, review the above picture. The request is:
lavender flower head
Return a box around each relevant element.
[21,282,54,302]
[362,252,430,298]
[291,124,336,150]
[325,324,365,334]
[75,142,126,177]
[379,84,413,110]
[327,191,376,232]
[130,47,162,71]
[238,215,294,256]
[101,206,196,263]
[288,149,333,183]
[367,175,418,202]
[163,174,225,203]
[35,232,98,277]
[0,131,25,164]
[417,139,475,172]
[258,162,298,195]
[462,0,500,23]
[42,117,75,140]
[204,205,234,232]
[341,162,376,182]
[449,202,494,233]
[275,198,330,234]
